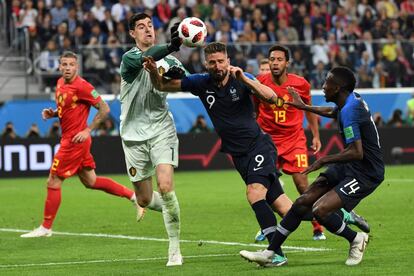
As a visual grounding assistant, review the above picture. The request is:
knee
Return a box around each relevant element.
[81,175,96,189]
[137,195,152,207]
[246,185,266,205]
[158,179,173,194]
[47,175,62,189]
[312,203,329,221]
[290,201,309,217]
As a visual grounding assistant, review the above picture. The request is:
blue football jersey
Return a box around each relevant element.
[337,92,384,183]
[181,73,261,155]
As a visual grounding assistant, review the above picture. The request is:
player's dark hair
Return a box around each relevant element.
[330,66,356,92]
[268,44,290,61]
[60,51,78,62]
[128,13,151,30]
[204,42,227,57]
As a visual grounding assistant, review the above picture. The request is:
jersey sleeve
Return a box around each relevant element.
[120,50,144,83]
[340,105,361,145]
[181,74,206,96]
[77,79,101,106]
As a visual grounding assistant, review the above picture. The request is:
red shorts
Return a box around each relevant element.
[273,133,308,175]
[50,137,96,178]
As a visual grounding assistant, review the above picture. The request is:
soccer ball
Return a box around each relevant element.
[178,17,207,48]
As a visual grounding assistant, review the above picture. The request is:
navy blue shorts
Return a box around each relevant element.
[232,134,284,201]
[320,163,382,211]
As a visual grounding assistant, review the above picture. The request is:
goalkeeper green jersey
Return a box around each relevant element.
[119,46,185,141]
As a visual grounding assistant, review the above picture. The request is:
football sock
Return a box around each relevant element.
[316,212,357,243]
[252,200,284,256]
[92,177,134,199]
[42,187,61,229]
[161,191,181,254]
[147,191,163,212]
[268,204,303,253]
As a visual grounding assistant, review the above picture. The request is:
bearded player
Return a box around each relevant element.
[21,51,144,238]
[254,45,369,241]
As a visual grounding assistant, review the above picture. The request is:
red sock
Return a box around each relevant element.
[92,176,134,200]
[312,220,324,233]
[42,187,62,229]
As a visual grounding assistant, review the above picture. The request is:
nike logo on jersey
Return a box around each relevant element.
[253,167,263,171]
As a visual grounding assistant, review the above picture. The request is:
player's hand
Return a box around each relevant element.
[301,159,323,174]
[311,137,322,154]
[163,66,185,79]
[167,22,182,52]
[143,56,157,74]
[72,128,91,143]
[229,66,244,80]
[42,108,55,120]
[285,86,306,109]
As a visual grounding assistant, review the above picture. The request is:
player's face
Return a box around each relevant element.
[130,17,155,48]
[268,50,289,77]
[205,52,230,83]
[259,63,270,74]
[59,57,78,82]
[322,73,340,102]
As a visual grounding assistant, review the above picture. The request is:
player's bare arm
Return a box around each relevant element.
[71,99,109,143]
[42,108,58,120]
[302,140,363,174]
[305,111,322,153]
[229,66,284,106]
[287,87,337,118]
[143,56,182,92]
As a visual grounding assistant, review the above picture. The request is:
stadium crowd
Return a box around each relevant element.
[6,0,414,92]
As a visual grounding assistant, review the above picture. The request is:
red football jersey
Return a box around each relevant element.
[55,76,101,139]
[255,73,311,142]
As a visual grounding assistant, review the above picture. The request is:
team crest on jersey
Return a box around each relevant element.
[229,87,239,101]
[158,66,166,75]
[129,167,137,177]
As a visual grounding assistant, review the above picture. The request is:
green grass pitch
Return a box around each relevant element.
[1,165,414,275]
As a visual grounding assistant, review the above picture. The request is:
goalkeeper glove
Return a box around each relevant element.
[167,22,182,52]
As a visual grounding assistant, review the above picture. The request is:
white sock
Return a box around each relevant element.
[161,191,181,255]
[147,191,163,212]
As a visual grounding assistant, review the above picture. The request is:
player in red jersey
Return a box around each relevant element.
[21,51,144,238]
[254,45,370,241]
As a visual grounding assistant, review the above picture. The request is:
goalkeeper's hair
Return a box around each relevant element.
[129,13,151,31]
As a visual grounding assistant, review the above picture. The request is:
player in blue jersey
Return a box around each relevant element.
[143,42,294,263]
[240,66,384,267]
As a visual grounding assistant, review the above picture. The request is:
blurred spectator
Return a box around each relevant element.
[276,18,299,43]
[96,117,119,136]
[50,0,68,28]
[357,65,374,88]
[18,0,38,32]
[231,6,245,36]
[185,50,204,73]
[311,37,329,67]
[250,8,265,36]
[376,0,399,19]
[47,121,60,138]
[100,10,116,35]
[72,25,88,50]
[26,123,41,138]
[372,62,388,88]
[36,13,54,48]
[189,115,211,134]
[111,0,131,23]
[215,19,238,43]
[373,112,385,127]
[265,21,277,43]
[310,61,328,89]
[357,0,377,17]
[290,49,309,78]
[52,22,69,51]
[90,0,106,22]
[38,39,60,91]
[258,58,270,75]
[2,122,18,139]
[67,7,81,34]
[11,0,21,18]
[155,0,171,27]
[387,109,406,127]
[232,51,247,71]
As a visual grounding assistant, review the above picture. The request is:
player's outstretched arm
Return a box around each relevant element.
[72,100,109,143]
[302,140,363,174]
[229,66,284,106]
[42,108,57,120]
[143,56,182,92]
[286,87,337,118]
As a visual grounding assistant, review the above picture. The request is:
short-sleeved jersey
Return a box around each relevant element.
[55,76,101,140]
[255,73,311,142]
[181,73,261,155]
[119,47,185,142]
[337,92,384,183]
